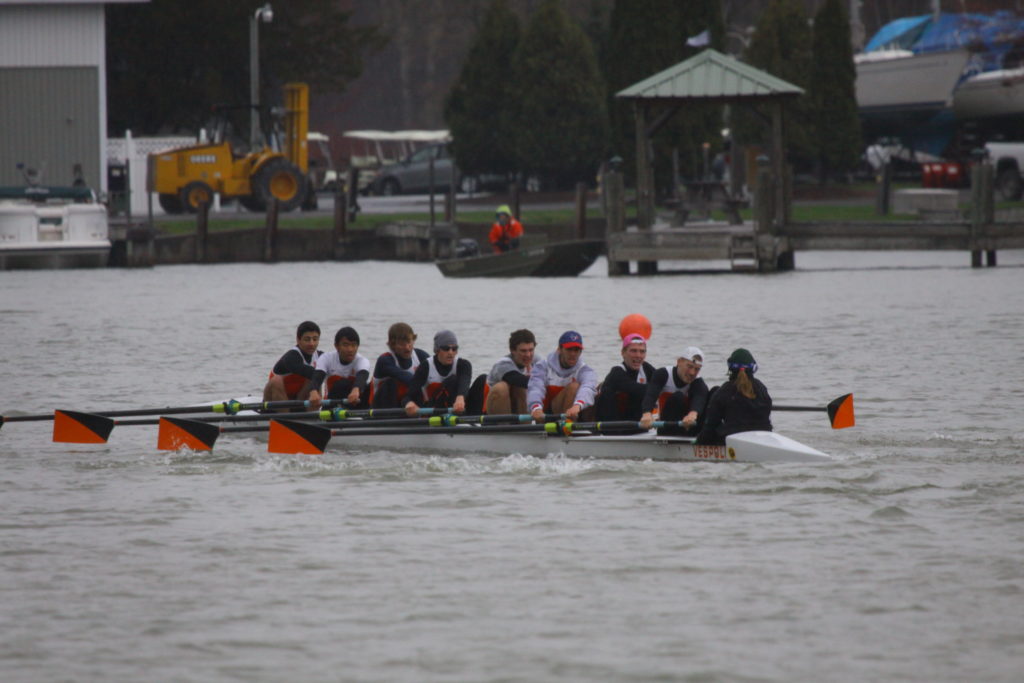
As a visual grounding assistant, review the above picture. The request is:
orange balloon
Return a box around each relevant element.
[618,313,652,340]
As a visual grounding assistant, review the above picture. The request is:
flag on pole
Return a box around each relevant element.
[686,29,710,47]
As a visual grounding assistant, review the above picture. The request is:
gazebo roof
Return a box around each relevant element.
[616,48,804,102]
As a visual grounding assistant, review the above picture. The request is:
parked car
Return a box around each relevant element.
[369,143,508,195]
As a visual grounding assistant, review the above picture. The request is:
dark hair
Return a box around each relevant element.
[508,328,536,350]
[388,322,416,344]
[296,321,320,339]
[334,326,360,345]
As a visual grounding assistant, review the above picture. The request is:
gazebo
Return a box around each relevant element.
[616,48,804,232]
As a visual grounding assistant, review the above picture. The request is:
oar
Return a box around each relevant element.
[773,393,854,429]
[49,408,561,444]
[49,409,334,444]
[2,397,351,431]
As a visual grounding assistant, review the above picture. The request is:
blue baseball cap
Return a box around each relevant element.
[558,330,583,349]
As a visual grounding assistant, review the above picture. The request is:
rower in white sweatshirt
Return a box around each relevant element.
[527,330,598,422]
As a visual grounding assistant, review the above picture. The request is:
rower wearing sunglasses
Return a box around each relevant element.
[404,330,475,416]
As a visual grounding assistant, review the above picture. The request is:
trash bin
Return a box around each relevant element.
[107,160,129,215]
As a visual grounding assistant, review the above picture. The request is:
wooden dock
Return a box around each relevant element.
[602,164,1024,275]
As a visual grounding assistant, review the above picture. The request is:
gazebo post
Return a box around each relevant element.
[771,102,785,230]
[634,103,654,231]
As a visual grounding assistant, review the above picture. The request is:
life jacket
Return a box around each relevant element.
[656,365,688,414]
[319,351,370,394]
[268,346,322,399]
[613,362,649,415]
[423,355,457,403]
[372,350,422,403]
[541,359,589,409]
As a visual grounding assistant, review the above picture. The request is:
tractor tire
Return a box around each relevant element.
[180,181,214,213]
[253,159,307,212]
[239,194,266,212]
[995,168,1023,202]
[158,193,184,214]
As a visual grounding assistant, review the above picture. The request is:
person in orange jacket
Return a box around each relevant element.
[488,204,523,253]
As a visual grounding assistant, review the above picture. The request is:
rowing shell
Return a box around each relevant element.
[253,421,831,463]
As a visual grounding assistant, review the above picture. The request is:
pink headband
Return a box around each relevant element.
[622,333,647,349]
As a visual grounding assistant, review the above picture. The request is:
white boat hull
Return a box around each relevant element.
[0,201,110,270]
[856,49,970,115]
[953,68,1024,120]
[305,428,831,463]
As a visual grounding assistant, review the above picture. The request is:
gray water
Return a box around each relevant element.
[2,252,1023,682]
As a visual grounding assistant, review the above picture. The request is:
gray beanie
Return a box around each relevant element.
[433,329,458,350]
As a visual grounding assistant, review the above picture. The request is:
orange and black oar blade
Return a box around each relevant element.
[827,393,855,429]
[157,417,220,451]
[268,419,332,455]
[53,410,115,443]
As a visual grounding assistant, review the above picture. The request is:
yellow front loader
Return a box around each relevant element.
[148,83,311,214]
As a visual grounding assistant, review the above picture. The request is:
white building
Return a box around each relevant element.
[0,0,147,191]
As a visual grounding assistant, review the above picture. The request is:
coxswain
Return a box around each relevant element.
[307,326,371,410]
[488,204,523,253]
[527,330,597,422]
[263,321,324,403]
[640,346,709,435]
[404,330,474,416]
[371,322,430,409]
[695,348,772,445]
[484,328,536,415]
[595,334,656,423]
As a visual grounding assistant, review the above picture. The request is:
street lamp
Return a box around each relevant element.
[249,3,273,148]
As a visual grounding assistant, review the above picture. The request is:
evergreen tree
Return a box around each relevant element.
[811,0,862,181]
[603,0,725,191]
[738,0,815,170]
[443,0,521,178]
[505,0,609,188]
[106,0,385,135]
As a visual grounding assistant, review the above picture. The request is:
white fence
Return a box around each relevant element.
[106,133,192,216]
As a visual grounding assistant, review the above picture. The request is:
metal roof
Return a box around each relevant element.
[616,48,804,101]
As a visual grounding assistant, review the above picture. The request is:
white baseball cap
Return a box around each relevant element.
[680,346,704,364]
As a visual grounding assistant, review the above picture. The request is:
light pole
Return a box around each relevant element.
[249,3,273,148]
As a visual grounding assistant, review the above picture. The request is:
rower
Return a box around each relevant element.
[484,328,536,415]
[307,326,371,410]
[403,330,474,416]
[640,346,709,435]
[489,204,523,253]
[696,348,772,445]
[595,333,656,423]
[371,322,430,409]
[527,330,597,422]
[263,321,323,404]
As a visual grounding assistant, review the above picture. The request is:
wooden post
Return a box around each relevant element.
[428,157,436,229]
[635,103,654,231]
[332,180,347,259]
[264,199,279,262]
[445,172,455,222]
[770,102,785,230]
[195,199,209,263]
[509,182,521,220]
[754,155,774,237]
[574,182,587,239]
[605,167,628,276]
[875,162,892,216]
[970,159,996,267]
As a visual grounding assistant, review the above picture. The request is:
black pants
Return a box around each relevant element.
[326,377,369,410]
